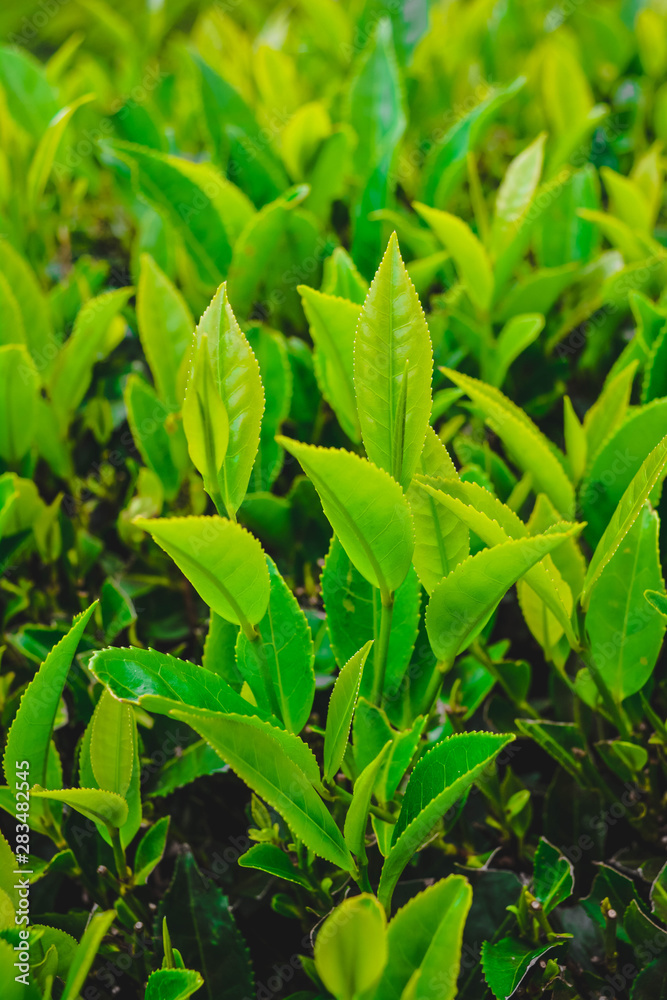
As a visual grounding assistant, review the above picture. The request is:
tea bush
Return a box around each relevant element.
[1,1,667,998]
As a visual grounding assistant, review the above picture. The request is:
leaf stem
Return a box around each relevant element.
[372,592,394,705]
[421,659,449,718]
[109,825,129,885]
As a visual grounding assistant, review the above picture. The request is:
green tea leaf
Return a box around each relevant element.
[0,345,39,463]
[481,937,559,1000]
[0,241,53,371]
[491,133,546,257]
[314,894,387,1000]
[299,285,361,442]
[582,361,638,469]
[426,528,580,666]
[353,233,433,487]
[642,325,667,403]
[61,910,116,1000]
[563,396,587,485]
[172,711,354,870]
[581,399,667,544]
[237,843,309,887]
[0,45,57,138]
[136,254,194,407]
[586,504,665,700]
[182,335,230,506]
[374,875,472,1000]
[227,186,322,325]
[26,93,95,211]
[488,314,544,388]
[134,815,170,885]
[135,516,270,631]
[3,604,96,790]
[236,556,315,733]
[90,646,266,720]
[49,287,133,430]
[324,642,373,782]
[414,203,494,311]
[124,375,186,501]
[278,439,414,602]
[31,787,128,829]
[246,326,292,492]
[441,367,575,517]
[581,434,667,608]
[406,429,469,593]
[145,969,204,1000]
[89,689,134,797]
[193,284,264,516]
[378,732,513,909]
[418,479,578,647]
[533,838,574,914]
[343,741,391,861]
[108,140,231,285]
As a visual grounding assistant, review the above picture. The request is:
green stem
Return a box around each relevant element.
[372,593,394,706]
[109,826,129,885]
[421,659,449,719]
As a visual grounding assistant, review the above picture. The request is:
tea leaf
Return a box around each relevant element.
[378,732,514,909]
[0,346,39,464]
[136,254,194,407]
[135,516,270,631]
[374,875,472,1000]
[237,843,309,887]
[134,815,170,885]
[145,969,204,1000]
[172,711,354,870]
[90,646,267,720]
[299,285,361,442]
[157,849,253,1000]
[49,287,133,430]
[3,604,96,790]
[491,133,546,257]
[108,140,231,285]
[407,428,469,593]
[344,741,392,861]
[61,910,117,1000]
[481,937,559,1000]
[418,479,578,647]
[324,642,373,782]
[441,367,575,517]
[193,284,265,516]
[414,203,494,311]
[314,894,387,1000]
[586,504,665,700]
[353,233,433,486]
[89,689,134,798]
[236,556,315,733]
[31,787,128,829]
[278,439,413,602]
[426,528,580,666]
[582,361,638,469]
[182,335,230,506]
[26,93,95,211]
[321,537,420,700]
[533,839,574,914]
[581,434,667,608]
[124,375,186,501]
